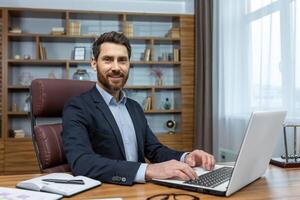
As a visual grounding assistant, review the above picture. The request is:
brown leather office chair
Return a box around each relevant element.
[30,79,95,173]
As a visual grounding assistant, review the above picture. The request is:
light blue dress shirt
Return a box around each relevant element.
[96,84,187,183]
[96,84,147,182]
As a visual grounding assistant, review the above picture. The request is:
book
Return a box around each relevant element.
[123,22,133,37]
[39,44,47,60]
[173,48,180,62]
[16,173,101,197]
[0,187,62,200]
[144,96,152,111]
[69,21,81,35]
[144,48,151,61]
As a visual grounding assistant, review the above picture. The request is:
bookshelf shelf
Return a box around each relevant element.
[7,111,29,116]
[8,85,30,90]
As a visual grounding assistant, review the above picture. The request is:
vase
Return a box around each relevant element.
[73,69,90,81]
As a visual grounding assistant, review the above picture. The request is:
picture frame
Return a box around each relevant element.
[74,47,85,60]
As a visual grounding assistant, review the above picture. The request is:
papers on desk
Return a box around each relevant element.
[0,186,62,200]
[16,173,101,197]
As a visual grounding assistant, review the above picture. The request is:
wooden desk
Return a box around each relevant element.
[0,165,300,199]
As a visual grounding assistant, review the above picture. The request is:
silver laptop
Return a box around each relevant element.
[152,111,286,196]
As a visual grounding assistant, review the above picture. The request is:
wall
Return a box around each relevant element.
[0,0,194,15]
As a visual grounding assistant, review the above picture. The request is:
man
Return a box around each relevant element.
[62,31,215,185]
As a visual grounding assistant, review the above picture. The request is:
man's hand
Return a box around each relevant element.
[184,150,215,170]
[145,159,197,181]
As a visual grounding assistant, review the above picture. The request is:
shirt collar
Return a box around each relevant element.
[96,84,127,105]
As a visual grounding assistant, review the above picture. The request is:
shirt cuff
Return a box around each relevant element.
[134,163,148,183]
[180,152,190,163]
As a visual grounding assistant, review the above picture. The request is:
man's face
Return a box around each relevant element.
[91,42,129,95]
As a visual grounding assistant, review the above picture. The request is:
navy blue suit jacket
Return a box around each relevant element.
[62,86,184,185]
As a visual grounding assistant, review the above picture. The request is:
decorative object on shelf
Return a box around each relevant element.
[73,69,90,81]
[12,103,18,112]
[23,95,30,112]
[165,27,180,38]
[166,120,176,134]
[162,52,168,61]
[123,22,133,37]
[74,47,85,60]
[48,70,57,79]
[150,68,163,86]
[8,129,15,138]
[19,71,34,86]
[14,54,21,60]
[271,122,300,168]
[168,52,173,61]
[163,97,171,110]
[23,54,31,60]
[69,21,81,35]
[39,43,47,60]
[173,48,180,62]
[144,96,152,111]
[9,27,22,34]
[51,27,65,35]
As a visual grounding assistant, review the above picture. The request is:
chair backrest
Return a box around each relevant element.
[30,79,95,173]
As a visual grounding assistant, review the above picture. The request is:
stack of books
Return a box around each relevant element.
[9,27,22,34]
[14,129,26,138]
[51,27,65,35]
[69,21,81,35]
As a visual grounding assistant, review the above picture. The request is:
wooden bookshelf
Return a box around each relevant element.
[0,7,195,174]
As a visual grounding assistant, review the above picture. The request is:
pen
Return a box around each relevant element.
[42,178,85,185]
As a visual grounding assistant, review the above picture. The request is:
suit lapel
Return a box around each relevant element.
[90,87,126,160]
[126,100,145,162]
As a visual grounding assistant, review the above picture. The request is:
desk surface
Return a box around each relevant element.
[0,165,300,199]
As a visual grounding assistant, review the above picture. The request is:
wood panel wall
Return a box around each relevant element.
[157,15,195,152]
[4,139,39,174]
[180,16,195,152]
[0,141,4,173]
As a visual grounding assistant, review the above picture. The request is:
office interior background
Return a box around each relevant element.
[0,0,299,174]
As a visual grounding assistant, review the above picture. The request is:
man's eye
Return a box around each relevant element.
[118,59,128,63]
[119,60,127,64]
[103,58,111,62]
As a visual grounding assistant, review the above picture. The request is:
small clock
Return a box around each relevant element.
[166,120,176,134]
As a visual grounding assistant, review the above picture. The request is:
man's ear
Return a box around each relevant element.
[91,59,97,71]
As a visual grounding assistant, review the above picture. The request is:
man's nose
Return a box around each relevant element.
[111,60,120,70]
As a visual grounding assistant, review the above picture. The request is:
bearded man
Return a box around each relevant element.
[62,31,215,185]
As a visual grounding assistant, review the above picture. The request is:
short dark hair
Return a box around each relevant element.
[92,31,131,60]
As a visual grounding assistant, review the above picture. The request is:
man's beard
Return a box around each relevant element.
[96,66,129,93]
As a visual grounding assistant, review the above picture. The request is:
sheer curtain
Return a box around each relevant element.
[213,0,300,161]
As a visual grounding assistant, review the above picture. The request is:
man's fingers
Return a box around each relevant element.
[174,170,190,181]
[179,163,197,180]
[185,155,196,167]
[209,156,216,170]
[203,155,211,170]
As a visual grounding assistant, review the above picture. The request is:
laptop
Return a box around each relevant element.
[151,111,287,196]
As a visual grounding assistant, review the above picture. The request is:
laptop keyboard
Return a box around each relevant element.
[185,167,233,188]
